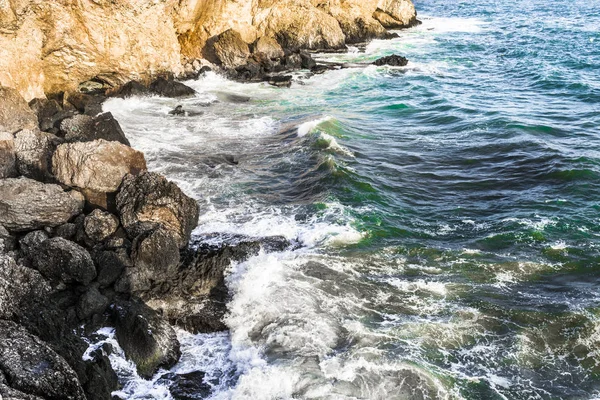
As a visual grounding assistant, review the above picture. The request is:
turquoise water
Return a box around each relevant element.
[104,0,600,398]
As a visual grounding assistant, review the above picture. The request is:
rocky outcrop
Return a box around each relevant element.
[0,0,416,100]
[0,320,86,400]
[116,172,199,249]
[113,300,181,379]
[32,237,97,286]
[0,178,84,232]
[60,113,130,146]
[52,139,146,209]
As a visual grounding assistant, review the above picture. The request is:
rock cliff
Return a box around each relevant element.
[0,0,416,100]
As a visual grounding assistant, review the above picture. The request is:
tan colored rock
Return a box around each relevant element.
[14,128,59,181]
[374,0,417,28]
[0,132,17,178]
[52,139,147,204]
[0,178,84,232]
[209,29,251,68]
[253,36,285,59]
[0,86,38,133]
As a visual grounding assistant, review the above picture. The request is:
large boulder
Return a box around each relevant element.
[0,86,38,134]
[76,286,109,320]
[0,131,17,178]
[93,250,128,288]
[19,230,49,260]
[253,36,285,60]
[28,98,64,132]
[209,29,251,69]
[31,237,97,286]
[116,172,199,248]
[14,128,60,181]
[0,320,86,400]
[113,300,181,379]
[52,139,147,210]
[59,113,130,146]
[115,227,180,293]
[0,178,84,232]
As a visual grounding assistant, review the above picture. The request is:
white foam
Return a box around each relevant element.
[297,116,332,137]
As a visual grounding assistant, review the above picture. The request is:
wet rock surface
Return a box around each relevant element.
[373,54,409,66]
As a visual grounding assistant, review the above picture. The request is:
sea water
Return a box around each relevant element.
[100,0,600,398]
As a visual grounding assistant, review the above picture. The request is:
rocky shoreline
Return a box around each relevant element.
[0,2,417,397]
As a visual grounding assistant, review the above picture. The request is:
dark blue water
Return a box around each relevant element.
[105,0,600,398]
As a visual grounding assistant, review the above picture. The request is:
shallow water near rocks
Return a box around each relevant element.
[101,0,600,398]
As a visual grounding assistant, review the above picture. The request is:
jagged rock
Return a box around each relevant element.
[0,86,38,134]
[0,320,86,400]
[253,36,285,60]
[300,51,317,69]
[32,237,97,285]
[0,131,17,178]
[111,81,150,98]
[77,286,109,320]
[0,383,44,400]
[64,92,105,115]
[19,230,49,259]
[28,98,63,132]
[210,29,251,68]
[59,113,130,146]
[169,105,185,116]
[373,54,409,66]
[116,172,199,248]
[0,253,50,320]
[115,227,180,293]
[84,209,119,242]
[0,178,84,232]
[93,250,128,288]
[113,299,181,379]
[143,236,289,333]
[52,139,146,210]
[14,128,60,181]
[149,77,196,98]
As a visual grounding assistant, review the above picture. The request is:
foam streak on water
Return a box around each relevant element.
[101,0,600,398]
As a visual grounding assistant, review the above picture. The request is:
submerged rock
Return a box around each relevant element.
[158,371,212,400]
[0,86,38,134]
[169,105,185,115]
[0,178,84,232]
[113,299,181,379]
[32,237,97,286]
[116,172,199,248]
[268,75,293,88]
[373,54,409,66]
[0,320,86,400]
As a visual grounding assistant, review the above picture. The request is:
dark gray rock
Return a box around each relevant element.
[32,237,97,285]
[0,178,85,232]
[59,113,130,146]
[28,98,63,132]
[149,77,196,98]
[0,383,44,399]
[77,286,109,320]
[158,371,212,400]
[0,320,86,400]
[373,54,409,67]
[268,75,293,88]
[93,250,127,288]
[111,81,149,98]
[54,223,77,240]
[0,225,16,252]
[19,230,49,259]
[169,105,185,116]
[113,299,181,379]
[116,172,199,248]
[115,227,180,293]
[0,86,38,134]
[84,209,119,242]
